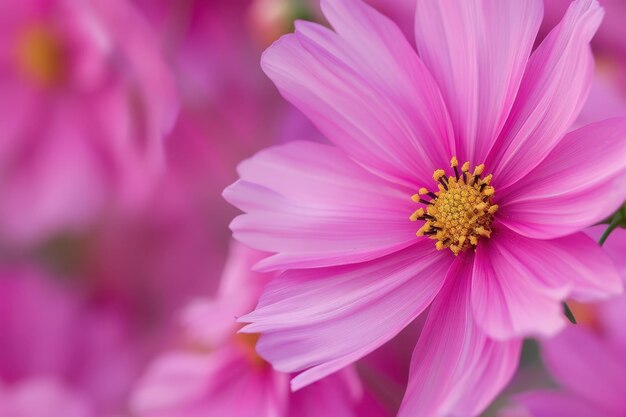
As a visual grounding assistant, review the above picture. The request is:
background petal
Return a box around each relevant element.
[130,349,288,417]
[509,391,614,417]
[541,326,626,415]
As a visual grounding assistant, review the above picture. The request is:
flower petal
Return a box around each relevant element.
[398,254,521,417]
[224,141,417,271]
[239,241,451,390]
[497,118,626,239]
[472,226,622,340]
[262,0,454,186]
[487,0,603,189]
[541,326,626,415]
[130,349,289,417]
[414,0,543,163]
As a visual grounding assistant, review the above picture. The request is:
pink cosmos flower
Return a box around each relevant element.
[0,0,177,243]
[130,242,387,417]
[224,0,626,415]
[501,228,626,417]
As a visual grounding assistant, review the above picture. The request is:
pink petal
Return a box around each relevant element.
[223,141,417,271]
[598,291,626,345]
[472,226,622,340]
[262,0,454,187]
[510,391,614,417]
[541,326,626,415]
[398,254,521,417]
[497,118,626,239]
[487,0,603,189]
[414,0,543,163]
[239,241,452,390]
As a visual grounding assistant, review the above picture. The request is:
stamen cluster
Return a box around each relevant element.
[410,157,498,255]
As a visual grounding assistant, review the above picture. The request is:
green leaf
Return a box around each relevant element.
[562,302,577,325]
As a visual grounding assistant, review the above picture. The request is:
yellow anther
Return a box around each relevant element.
[410,208,425,221]
[475,227,490,237]
[411,194,421,203]
[433,169,446,181]
[410,157,497,255]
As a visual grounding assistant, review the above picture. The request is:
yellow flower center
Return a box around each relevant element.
[17,24,66,87]
[410,157,498,255]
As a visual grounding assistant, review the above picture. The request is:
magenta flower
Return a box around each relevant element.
[0,0,177,243]
[130,243,387,417]
[224,0,626,415]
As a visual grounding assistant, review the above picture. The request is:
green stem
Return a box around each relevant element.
[599,214,622,246]
[562,302,577,324]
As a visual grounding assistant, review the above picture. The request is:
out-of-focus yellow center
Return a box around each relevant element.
[410,157,498,255]
[567,300,602,331]
[236,332,266,368]
[17,25,65,86]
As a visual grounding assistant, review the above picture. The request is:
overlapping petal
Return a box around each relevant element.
[399,255,521,417]
[487,0,603,189]
[239,241,451,390]
[414,0,543,163]
[224,141,417,271]
[262,0,454,187]
[472,226,622,340]
[497,118,626,239]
